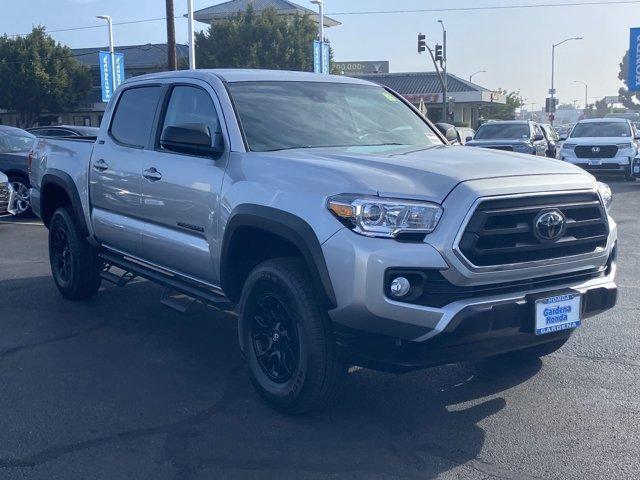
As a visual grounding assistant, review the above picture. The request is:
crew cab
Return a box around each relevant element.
[465,120,548,156]
[30,70,618,413]
[560,118,638,180]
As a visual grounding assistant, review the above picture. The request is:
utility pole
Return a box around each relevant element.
[438,20,447,123]
[573,80,588,114]
[166,0,177,70]
[187,0,196,69]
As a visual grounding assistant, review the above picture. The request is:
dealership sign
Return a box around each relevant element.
[99,51,125,102]
[628,28,640,91]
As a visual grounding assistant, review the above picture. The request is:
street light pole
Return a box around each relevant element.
[96,15,116,92]
[469,70,486,83]
[573,80,588,114]
[187,0,196,69]
[438,20,447,123]
[550,36,582,125]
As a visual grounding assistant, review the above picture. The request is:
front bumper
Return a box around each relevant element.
[561,153,632,176]
[334,273,616,372]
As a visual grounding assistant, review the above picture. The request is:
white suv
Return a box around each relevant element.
[560,118,638,180]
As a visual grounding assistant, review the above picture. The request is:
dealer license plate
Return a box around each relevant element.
[588,159,602,166]
[535,294,581,335]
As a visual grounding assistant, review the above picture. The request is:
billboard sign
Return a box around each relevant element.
[99,51,125,102]
[334,61,390,75]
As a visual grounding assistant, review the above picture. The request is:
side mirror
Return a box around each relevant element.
[434,122,458,143]
[160,124,224,157]
[559,134,568,141]
[465,136,473,143]
[534,133,544,141]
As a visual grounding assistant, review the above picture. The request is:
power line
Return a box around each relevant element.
[329,0,640,15]
[7,0,639,38]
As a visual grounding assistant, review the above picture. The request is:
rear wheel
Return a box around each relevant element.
[8,176,31,217]
[238,258,346,414]
[48,206,102,300]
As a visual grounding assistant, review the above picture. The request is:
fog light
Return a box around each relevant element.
[390,276,411,298]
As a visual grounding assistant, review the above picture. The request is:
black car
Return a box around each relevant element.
[27,125,99,138]
[0,126,36,217]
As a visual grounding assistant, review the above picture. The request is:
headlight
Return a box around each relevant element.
[562,143,576,149]
[327,195,443,238]
[597,181,612,211]
[617,143,634,149]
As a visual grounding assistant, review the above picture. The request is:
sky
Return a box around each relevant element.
[2,0,638,109]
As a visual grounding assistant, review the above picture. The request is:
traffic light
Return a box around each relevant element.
[545,97,558,113]
[435,44,444,64]
[417,34,426,53]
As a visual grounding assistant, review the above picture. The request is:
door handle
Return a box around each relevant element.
[93,159,109,172]
[143,167,162,181]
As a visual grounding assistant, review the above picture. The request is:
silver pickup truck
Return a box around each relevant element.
[30,69,618,413]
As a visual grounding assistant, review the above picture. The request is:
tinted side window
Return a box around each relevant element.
[161,86,220,141]
[110,86,162,147]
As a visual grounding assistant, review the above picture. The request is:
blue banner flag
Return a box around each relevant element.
[628,28,640,91]
[313,41,330,74]
[99,51,126,102]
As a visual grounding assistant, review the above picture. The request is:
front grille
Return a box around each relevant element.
[575,145,618,158]
[458,192,608,267]
[0,183,9,212]
[486,146,513,151]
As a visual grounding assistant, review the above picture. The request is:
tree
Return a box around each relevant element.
[195,6,330,71]
[483,89,525,120]
[617,51,639,110]
[0,27,92,127]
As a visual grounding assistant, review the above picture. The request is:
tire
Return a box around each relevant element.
[8,176,32,218]
[495,337,570,362]
[238,257,346,414]
[48,206,102,300]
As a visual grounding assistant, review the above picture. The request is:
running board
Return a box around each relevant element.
[99,251,233,311]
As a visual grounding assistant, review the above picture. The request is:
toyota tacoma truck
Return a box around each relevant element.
[29,70,618,413]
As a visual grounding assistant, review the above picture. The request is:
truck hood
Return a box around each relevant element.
[267,145,587,203]
[564,137,633,145]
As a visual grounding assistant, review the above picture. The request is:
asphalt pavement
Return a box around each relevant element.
[0,182,639,480]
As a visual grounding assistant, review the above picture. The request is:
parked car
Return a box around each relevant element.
[30,69,617,413]
[457,127,475,145]
[559,118,638,180]
[27,125,99,139]
[0,126,36,217]
[539,123,560,158]
[0,171,16,215]
[465,120,548,156]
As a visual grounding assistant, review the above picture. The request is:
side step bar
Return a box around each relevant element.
[99,251,233,311]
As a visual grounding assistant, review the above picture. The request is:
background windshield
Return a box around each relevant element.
[570,122,631,138]
[474,123,530,140]
[228,81,443,152]
[0,129,35,153]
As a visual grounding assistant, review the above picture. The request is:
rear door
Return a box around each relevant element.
[140,82,229,284]
[89,85,162,257]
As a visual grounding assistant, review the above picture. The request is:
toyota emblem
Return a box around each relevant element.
[534,209,566,243]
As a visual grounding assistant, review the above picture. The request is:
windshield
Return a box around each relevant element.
[474,123,530,140]
[570,122,631,138]
[227,81,443,152]
[0,129,35,153]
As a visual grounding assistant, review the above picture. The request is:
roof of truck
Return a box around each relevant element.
[125,69,376,86]
[577,117,629,123]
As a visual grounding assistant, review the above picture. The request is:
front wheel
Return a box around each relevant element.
[48,206,102,300]
[238,258,346,414]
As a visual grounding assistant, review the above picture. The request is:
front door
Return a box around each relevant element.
[140,83,228,285]
[90,85,163,257]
